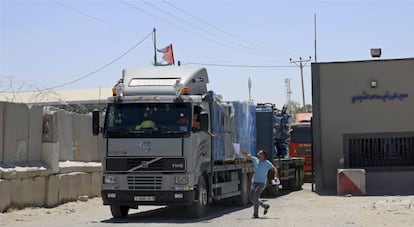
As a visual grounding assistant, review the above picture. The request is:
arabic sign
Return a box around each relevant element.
[352,91,409,103]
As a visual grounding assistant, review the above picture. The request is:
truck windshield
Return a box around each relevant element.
[104,102,192,138]
[290,125,312,143]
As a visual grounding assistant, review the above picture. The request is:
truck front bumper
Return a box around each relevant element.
[102,190,196,207]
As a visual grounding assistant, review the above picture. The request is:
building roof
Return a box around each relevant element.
[0,88,113,105]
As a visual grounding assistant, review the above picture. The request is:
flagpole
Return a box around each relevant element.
[170,44,175,66]
[153,27,157,64]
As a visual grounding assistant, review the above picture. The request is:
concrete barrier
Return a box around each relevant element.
[73,114,95,162]
[10,178,24,208]
[0,102,102,211]
[58,161,101,174]
[33,176,46,206]
[28,105,43,162]
[57,110,73,161]
[337,169,366,196]
[8,176,47,209]
[3,103,29,163]
[42,113,56,143]
[42,143,60,173]
[90,171,102,197]
[58,172,84,203]
[0,179,11,212]
[0,164,51,179]
[79,172,91,196]
[45,174,59,208]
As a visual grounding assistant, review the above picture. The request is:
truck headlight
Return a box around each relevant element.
[104,175,118,184]
[175,176,188,185]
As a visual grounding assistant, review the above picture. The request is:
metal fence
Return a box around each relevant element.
[345,133,414,168]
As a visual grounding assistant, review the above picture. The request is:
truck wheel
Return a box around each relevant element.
[235,173,249,206]
[281,179,294,190]
[190,177,208,218]
[298,167,304,188]
[110,205,129,218]
[294,167,303,190]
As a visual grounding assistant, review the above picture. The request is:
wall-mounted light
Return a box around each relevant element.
[370,80,377,88]
[371,48,382,58]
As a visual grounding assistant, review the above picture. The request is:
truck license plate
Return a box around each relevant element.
[134,196,155,201]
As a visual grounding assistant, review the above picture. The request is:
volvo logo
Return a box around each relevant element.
[141,161,149,168]
[139,142,151,152]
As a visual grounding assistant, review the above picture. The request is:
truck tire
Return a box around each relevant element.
[110,205,129,218]
[293,167,303,190]
[298,166,304,188]
[235,173,249,206]
[281,178,294,190]
[190,177,208,218]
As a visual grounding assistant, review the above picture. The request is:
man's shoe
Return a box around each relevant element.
[252,214,259,219]
[263,204,270,215]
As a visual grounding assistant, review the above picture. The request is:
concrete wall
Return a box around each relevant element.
[73,114,99,162]
[0,102,102,212]
[312,58,414,194]
[57,110,74,161]
[28,106,43,162]
[3,103,29,163]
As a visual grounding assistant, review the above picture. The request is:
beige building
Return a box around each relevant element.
[312,58,414,195]
[0,88,112,113]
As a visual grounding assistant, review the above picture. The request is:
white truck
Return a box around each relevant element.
[92,67,255,218]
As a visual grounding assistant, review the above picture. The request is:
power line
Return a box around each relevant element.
[162,0,301,57]
[50,0,217,63]
[182,62,297,68]
[120,0,283,59]
[141,0,282,59]
[50,0,142,37]
[42,31,153,91]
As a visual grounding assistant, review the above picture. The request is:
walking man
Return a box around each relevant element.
[240,148,278,218]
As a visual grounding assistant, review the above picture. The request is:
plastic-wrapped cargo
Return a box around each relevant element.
[220,103,233,133]
[255,105,276,159]
[211,101,222,133]
[213,131,225,161]
[231,101,256,157]
[273,110,290,157]
[212,102,236,161]
[223,132,235,160]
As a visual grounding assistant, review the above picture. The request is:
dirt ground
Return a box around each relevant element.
[1,183,413,227]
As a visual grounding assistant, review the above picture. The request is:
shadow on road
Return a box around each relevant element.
[100,202,251,224]
[100,187,301,224]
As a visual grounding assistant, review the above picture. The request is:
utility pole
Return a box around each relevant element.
[290,57,311,108]
[248,77,252,102]
[314,14,317,63]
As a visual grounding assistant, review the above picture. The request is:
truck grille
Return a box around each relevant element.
[106,157,186,172]
[127,176,162,190]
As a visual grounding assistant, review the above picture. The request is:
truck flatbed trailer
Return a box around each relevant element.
[274,157,305,191]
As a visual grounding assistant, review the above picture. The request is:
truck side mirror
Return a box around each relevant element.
[92,109,100,136]
[199,113,209,132]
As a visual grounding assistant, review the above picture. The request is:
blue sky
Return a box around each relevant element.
[1,0,413,107]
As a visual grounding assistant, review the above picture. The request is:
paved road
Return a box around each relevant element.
[1,191,282,227]
[2,184,413,227]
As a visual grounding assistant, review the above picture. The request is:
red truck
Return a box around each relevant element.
[289,113,312,177]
